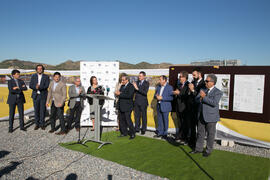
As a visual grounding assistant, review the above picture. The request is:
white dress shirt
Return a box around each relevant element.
[207,86,215,95]
[37,74,42,94]
[196,78,202,86]
[75,86,80,101]
[158,83,166,103]
[52,81,59,101]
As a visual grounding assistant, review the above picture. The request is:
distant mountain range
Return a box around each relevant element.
[0,59,190,70]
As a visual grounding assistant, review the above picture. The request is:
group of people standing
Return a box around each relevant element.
[114,72,150,140]
[7,64,103,135]
[172,69,222,157]
[114,69,222,157]
[7,65,222,157]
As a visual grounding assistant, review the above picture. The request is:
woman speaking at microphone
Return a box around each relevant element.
[87,76,105,131]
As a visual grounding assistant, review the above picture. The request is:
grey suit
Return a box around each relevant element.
[68,85,85,129]
[195,87,222,154]
[68,85,85,109]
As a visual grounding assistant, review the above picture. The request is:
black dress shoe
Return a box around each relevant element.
[190,150,202,154]
[41,126,46,130]
[34,126,39,130]
[20,128,27,131]
[203,152,211,157]
[8,129,13,133]
[153,134,162,138]
[49,129,55,133]
[141,131,145,135]
[118,134,127,138]
[129,135,136,140]
[161,135,168,140]
[55,131,66,135]
[136,130,140,133]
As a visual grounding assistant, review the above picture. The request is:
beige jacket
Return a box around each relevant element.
[46,81,67,107]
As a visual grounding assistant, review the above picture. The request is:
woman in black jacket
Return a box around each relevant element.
[87,76,104,131]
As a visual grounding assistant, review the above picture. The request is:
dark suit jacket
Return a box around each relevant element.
[175,80,190,113]
[118,83,135,112]
[86,85,105,106]
[155,83,173,112]
[29,73,50,99]
[191,79,205,97]
[188,79,205,108]
[195,87,223,123]
[134,80,149,106]
[7,79,28,104]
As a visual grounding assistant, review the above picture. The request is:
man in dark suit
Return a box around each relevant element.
[132,71,149,135]
[30,64,50,130]
[188,68,206,147]
[115,74,136,140]
[154,75,174,139]
[189,68,205,96]
[7,69,28,133]
[190,74,222,157]
[173,71,191,144]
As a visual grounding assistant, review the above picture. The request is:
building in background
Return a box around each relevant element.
[191,59,241,66]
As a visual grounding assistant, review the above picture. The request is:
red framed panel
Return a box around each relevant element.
[169,66,270,123]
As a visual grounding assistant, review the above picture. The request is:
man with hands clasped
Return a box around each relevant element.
[46,72,67,135]
[132,71,149,135]
[154,75,174,139]
[190,74,222,157]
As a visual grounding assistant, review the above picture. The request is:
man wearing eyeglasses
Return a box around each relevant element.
[173,71,191,144]
[190,74,222,157]
[67,77,86,132]
[115,74,136,140]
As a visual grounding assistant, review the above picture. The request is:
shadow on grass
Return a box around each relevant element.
[166,136,214,180]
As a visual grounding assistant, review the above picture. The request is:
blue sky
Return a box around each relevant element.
[0,0,269,65]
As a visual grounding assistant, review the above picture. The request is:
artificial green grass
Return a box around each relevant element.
[60,131,270,180]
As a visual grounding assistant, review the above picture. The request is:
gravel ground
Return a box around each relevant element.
[0,118,167,180]
[0,118,269,180]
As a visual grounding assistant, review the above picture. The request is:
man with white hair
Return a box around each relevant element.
[190,74,222,157]
[67,77,86,132]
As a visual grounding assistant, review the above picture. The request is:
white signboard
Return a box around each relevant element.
[80,61,119,126]
[233,75,265,114]
[205,74,230,110]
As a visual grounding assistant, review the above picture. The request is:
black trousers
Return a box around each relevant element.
[49,101,66,132]
[189,107,198,146]
[68,102,82,129]
[177,110,189,140]
[134,103,148,132]
[9,102,24,130]
[33,94,47,127]
[119,111,135,136]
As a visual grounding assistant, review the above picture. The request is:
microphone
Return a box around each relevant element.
[106,85,110,96]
